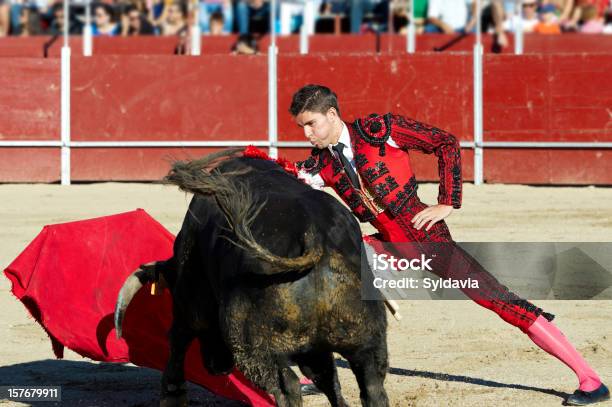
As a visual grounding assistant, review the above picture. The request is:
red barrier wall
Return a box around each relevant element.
[71,55,268,140]
[2,34,612,58]
[0,53,610,184]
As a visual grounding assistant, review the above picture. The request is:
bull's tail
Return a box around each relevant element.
[224,220,323,275]
[114,262,166,339]
[164,149,322,275]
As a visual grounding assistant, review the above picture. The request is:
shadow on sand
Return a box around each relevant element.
[0,359,245,406]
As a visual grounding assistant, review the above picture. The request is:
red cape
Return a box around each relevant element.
[3,209,274,406]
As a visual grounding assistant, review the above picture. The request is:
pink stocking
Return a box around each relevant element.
[527,315,601,391]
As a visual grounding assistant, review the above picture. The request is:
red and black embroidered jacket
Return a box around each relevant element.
[296,113,463,222]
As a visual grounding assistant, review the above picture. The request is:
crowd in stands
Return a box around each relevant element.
[0,0,610,37]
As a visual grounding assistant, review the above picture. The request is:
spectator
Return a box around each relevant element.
[562,0,608,30]
[9,0,23,34]
[544,0,575,28]
[413,0,429,33]
[122,4,155,35]
[10,0,49,36]
[315,0,350,33]
[16,5,41,35]
[149,0,168,29]
[0,0,9,36]
[382,0,429,34]
[207,9,225,34]
[604,8,612,32]
[231,32,258,54]
[579,3,604,31]
[534,3,562,33]
[198,0,231,34]
[236,0,270,34]
[465,0,510,49]
[389,0,409,33]
[159,0,187,35]
[504,0,540,33]
[92,3,119,36]
[426,0,468,33]
[48,2,81,35]
[349,0,389,33]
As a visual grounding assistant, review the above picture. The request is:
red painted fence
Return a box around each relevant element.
[1,34,612,57]
[0,51,610,184]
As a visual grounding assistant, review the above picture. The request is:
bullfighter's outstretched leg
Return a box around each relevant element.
[294,351,348,407]
[341,344,389,407]
[161,318,195,407]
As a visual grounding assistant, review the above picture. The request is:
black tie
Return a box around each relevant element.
[332,143,361,189]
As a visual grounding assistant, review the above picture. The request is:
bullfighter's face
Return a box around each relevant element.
[295,108,342,149]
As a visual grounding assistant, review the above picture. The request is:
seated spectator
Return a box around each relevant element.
[425,0,468,33]
[159,0,187,35]
[579,3,604,31]
[504,0,540,32]
[16,5,42,35]
[349,0,389,33]
[542,0,574,28]
[465,0,511,49]
[48,2,81,35]
[123,4,154,35]
[9,0,23,35]
[236,0,270,34]
[7,0,49,35]
[92,3,120,36]
[562,0,607,30]
[0,0,9,36]
[389,0,409,33]
[604,8,612,32]
[315,0,350,33]
[149,0,167,29]
[207,9,226,34]
[386,0,428,34]
[534,3,562,33]
[414,0,429,33]
[231,32,258,54]
[198,0,232,34]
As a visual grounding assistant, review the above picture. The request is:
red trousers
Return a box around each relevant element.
[368,199,554,333]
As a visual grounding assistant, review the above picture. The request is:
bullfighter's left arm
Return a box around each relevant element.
[389,114,463,209]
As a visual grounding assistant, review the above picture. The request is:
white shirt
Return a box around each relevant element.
[298,121,400,190]
[427,0,469,31]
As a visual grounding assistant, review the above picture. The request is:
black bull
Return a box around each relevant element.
[114,149,389,407]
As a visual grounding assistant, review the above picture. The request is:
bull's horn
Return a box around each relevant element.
[114,268,150,339]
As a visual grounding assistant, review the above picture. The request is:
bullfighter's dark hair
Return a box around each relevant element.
[289,84,340,117]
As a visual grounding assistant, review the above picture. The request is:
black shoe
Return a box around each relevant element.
[300,383,323,396]
[565,383,610,406]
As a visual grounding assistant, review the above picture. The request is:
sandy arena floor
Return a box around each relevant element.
[1,182,611,406]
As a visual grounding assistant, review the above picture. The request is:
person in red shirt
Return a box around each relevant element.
[292,84,609,406]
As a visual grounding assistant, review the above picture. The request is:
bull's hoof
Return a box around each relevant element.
[160,383,188,407]
[300,383,323,396]
[160,394,188,407]
[205,361,234,376]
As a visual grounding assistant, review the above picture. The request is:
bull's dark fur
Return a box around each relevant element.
[116,150,389,407]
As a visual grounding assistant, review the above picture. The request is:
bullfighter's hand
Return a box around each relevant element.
[411,204,453,231]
